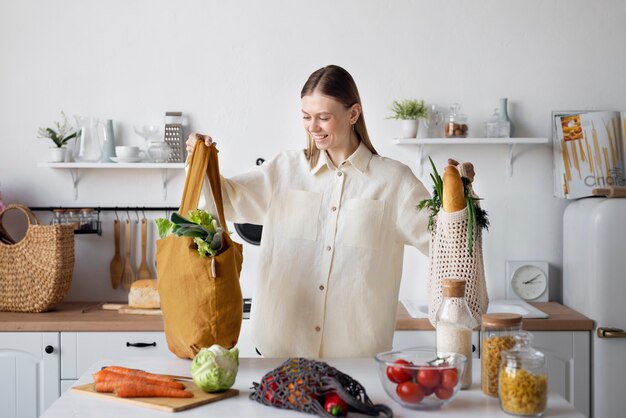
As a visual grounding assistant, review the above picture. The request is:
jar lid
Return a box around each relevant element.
[52,209,65,213]
[501,331,545,367]
[481,313,522,327]
[442,279,466,297]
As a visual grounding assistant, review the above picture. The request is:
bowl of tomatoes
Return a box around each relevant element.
[374,347,466,410]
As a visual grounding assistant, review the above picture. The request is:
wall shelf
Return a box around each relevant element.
[37,162,186,200]
[392,137,549,177]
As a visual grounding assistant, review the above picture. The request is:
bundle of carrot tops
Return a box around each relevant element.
[92,366,193,398]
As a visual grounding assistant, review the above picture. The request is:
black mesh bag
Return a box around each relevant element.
[250,358,393,417]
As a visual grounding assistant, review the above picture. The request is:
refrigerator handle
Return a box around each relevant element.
[597,327,626,338]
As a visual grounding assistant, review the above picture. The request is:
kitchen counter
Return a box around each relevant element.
[0,301,593,332]
[41,356,584,418]
[396,301,594,331]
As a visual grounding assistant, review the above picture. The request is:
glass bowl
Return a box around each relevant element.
[374,347,466,410]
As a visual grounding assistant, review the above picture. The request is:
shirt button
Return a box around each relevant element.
[326,246,332,251]
[319,285,325,291]
[315,326,321,332]
[331,206,337,211]
[337,171,343,177]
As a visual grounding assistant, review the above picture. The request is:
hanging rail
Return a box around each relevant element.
[29,206,179,212]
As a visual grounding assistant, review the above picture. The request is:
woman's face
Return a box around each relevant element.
[301,91,359,152]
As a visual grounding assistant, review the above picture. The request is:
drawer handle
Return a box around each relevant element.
[597,327,626,339]
[126,342,157,348]
[45,345,54,354]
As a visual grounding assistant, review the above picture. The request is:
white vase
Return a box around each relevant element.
[48,147,66,163]
[401,119,419,138]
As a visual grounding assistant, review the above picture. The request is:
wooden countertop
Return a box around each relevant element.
[0,301,593,332]
[395,301,594,331]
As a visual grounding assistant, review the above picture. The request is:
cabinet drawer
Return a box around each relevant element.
[61,332,175,379]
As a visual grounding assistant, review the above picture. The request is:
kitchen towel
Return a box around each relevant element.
[156,142,243,359]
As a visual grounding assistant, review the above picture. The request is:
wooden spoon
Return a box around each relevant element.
[109,219,123,289]
[137,218,153,279]
[121,219,136,289]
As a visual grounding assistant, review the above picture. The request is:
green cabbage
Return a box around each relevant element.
[190,344,239,392]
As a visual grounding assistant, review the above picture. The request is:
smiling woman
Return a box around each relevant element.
[185,64,432,359]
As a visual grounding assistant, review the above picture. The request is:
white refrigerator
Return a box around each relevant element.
[563,198,626,418]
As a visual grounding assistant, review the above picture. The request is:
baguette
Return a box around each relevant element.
[443,165,466,212]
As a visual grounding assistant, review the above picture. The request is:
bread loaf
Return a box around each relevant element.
[443,165,466,212]
[128,279,160,309]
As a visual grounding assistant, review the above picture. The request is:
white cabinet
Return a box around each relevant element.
[60,332,175,385]
[532,331,590,418]
[0,332,60,418]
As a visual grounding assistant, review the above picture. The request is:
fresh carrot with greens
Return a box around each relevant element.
[93,370,185,390]
[114,382,193,398]
[103,366,180,384]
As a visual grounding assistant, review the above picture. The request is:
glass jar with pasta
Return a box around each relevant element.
[499,331,547,416]
[480,313,522,397]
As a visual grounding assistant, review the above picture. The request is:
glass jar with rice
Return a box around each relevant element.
[499,331,548,416]
[481,313,522,397]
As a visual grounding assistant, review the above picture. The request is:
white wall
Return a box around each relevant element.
[1,0,625,304]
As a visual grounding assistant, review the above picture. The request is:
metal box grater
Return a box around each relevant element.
[164,112,185,162]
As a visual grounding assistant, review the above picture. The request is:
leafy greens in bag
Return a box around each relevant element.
[156,209,223,257]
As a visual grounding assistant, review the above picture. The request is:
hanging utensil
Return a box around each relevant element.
[137,217,153,279]
[109,219,123,289]
[121,218,136,289]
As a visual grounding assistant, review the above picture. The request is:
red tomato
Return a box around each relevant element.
[435,386,454,400]
[440,368,459,389]
[417,367,441,389]
[422,385,435,396]
[396,381,425,404]
[262,375,280,405]
[386,359,412,383]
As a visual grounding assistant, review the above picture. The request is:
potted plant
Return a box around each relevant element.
[388,99,428,138]
[37,112,78,162]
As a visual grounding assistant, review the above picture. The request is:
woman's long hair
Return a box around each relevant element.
[301,65,377,168]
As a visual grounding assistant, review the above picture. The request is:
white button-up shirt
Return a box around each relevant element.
[199,142,430,357]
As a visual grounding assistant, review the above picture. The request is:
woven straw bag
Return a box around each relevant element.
[428,207,488,326]
[0,204,75,312]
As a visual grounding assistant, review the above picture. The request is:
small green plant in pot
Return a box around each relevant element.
[388,99,428,138]
[38,111,78,162]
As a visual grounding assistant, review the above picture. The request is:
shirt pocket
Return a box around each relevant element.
[279,190,322,241]
[343,198,385,249]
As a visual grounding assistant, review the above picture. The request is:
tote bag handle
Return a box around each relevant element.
[178,141,228,233]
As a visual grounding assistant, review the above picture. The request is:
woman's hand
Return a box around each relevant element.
[186,133,216,158]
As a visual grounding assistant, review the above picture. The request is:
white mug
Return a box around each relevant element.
[115,146,141,159]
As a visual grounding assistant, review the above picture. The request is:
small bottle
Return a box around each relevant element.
[52,209,66,225]
[444,103,469,138]
[499,98,514,137]
[481,313,523,397]
[499,331,548,416]
[66,209,80,230]
[435,279,477,389]
[79,208,94,230]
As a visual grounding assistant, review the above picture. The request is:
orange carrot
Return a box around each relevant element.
[103,366,179,384]
[95,380,136,393]
[114,382,193,398]
[93,370,185,390]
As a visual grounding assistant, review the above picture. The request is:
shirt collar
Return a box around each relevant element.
[309,141,373,175]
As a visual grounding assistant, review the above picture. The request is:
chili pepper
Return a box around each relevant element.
[324,392,348,416]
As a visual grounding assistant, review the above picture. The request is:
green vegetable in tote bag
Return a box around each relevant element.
[156,142,243,359]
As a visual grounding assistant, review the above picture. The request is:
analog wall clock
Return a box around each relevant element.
[505,261,550,302]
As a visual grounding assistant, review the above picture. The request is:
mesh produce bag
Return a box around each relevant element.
[428,206,489,326]
[250,358,393,417]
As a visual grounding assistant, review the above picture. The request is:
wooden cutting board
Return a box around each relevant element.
[101,303,162,316]
[72,382,238,412]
